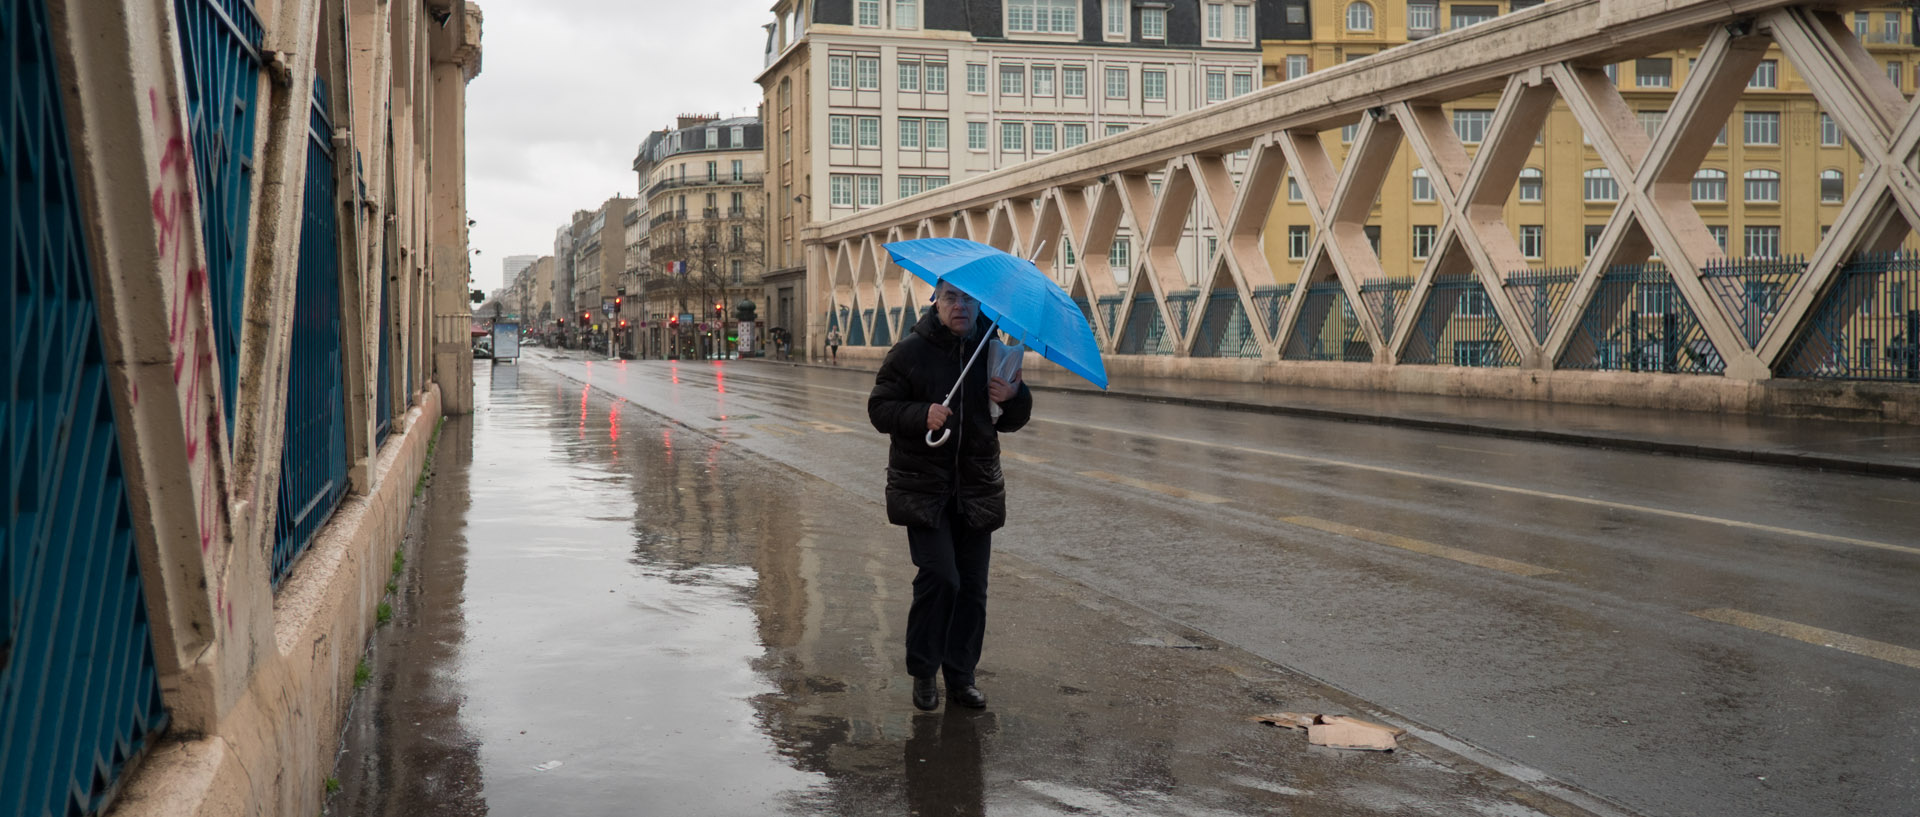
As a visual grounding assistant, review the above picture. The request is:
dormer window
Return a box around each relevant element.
[1010,0,1077,34]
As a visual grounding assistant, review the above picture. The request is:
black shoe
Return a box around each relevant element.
[912,676,940,711]
[949,683,988,709]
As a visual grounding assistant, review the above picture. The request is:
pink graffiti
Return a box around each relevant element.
[150,88,232,629]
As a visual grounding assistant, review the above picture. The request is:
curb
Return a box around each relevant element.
[749,358,1919,481]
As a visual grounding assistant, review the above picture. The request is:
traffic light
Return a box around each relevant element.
[669,315,680,329]
[557,317,566,326]
[583,312,591,323]
[618,319,628,328]
[614,296,623,314]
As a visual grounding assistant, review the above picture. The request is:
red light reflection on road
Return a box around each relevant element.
[609,401,621,443]
[578,384,590,438]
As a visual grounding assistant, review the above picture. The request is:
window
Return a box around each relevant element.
[1365,225,1381,256]
[1408,1,1436,31]
[1744,169,1780,202]
[1143,70,1167,101]
[899,61,920,91]
[1708,225,1728,251]
[1002,121,1025,152]
[857,56,880,89]
[1412,225,1436,258]
[730,191,743,211]
[967,121,988,150]
[899,175,923,198]
[1034,66,1055,96]
[1034,123,1056,151]
[1890,61,1904,89]
[1745,225,1780,258]
[1636,58,1671,88]
[1234,4,1251,39]
[1411,168,1433,202]
[707,161,717,182]
[1744,111,1780,145]
[926,118,948,149]
[1458,290,1492,317]
[857,175,882,207]
[1691,168,1727,202]
[1143,8,1167,38]
[829,115,852,147]
[1341,123,1358,143]
[1001,64,1024,95]
[1011,0,1078,34]
[829,56,853,89]
[1107,0,1127,36]
[1452,109,1494,143]
[1520,225,1543,259]
[1584,224,1604,256]
[1584,167,1617,201]
[1106,123,1129,136]
[926,176,948,190]
[829,175,853,206]
[1064,123,1088,147]
[1110,236,1131,271]
[1749,59,1777,89]
[1856,11,1871,38]
[1206,71,1227,102]
[1287,175,1303,201]
[967,64,988,93]
[1064,67,1087,97]
[857,0,879,26]
[1821,113,1841,146]
[895,0,919,28]
[1637,109,1667,138]
[1519,168,1543,202]
[1451,4,1495,27]
[926,63,947,92]
[857,117,880,148]
[1232,73,1253,97]
[1208,3,1225,38]
[1347,1,1372,31]
[1821,168,1845,203]
[731,159,743,181]
[1888,11,1904,41]
[1106,67,1128,99]
[899,117,921,149]
[1288,226,1311,259]
[1285,54,1309,80]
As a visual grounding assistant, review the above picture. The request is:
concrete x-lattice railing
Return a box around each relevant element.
[804,0,1920,385]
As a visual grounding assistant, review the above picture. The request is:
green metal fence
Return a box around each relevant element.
[1781,252,1920,382]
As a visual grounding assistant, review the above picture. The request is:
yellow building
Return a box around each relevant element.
[1262,0,1915,278]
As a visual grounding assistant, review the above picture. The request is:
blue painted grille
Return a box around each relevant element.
[3,0,169,811]
[1781,252,1920,381]
[1284,282,1373,362]
[1557,263,1724,375]
[1191,290,1262,358]
[1401,277,1522,367]
[173,0,263,432]
[375,260,392,447]
[1503,267,1578,343]
[272,80,348,587]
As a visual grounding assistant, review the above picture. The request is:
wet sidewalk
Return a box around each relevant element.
[327,361,1614,817]
[758,354,1920,479]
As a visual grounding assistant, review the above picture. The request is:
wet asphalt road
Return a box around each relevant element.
[332,354,1919,817]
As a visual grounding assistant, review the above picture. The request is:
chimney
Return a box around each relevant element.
[676,113,720,130]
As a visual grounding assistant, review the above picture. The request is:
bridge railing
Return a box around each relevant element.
[804,0,1920,384]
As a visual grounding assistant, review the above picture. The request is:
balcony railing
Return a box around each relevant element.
[644,171,766,200]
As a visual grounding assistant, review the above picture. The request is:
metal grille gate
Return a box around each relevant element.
[3,0,170,811]
[173,0,263,431]
[271,79,348,587]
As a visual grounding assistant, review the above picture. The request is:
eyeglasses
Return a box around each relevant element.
[935,290,977,305]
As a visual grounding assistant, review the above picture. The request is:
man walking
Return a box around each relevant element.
[826,327,842,364]
[868,282,1031,710]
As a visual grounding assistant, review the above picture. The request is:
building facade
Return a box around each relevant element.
[759,0,1269,353]
[632,115,768,358]
[1257,0,1919,285]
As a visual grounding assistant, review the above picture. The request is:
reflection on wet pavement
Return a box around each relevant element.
[329,360,1575,816]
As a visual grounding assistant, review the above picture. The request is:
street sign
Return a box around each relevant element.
[602,298,616,314]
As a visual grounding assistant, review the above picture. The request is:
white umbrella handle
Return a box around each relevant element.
[925,320,997,448]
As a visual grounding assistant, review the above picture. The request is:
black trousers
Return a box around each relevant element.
[905,501,991,685]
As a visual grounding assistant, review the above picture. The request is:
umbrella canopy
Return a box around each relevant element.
[882,238,1107,390]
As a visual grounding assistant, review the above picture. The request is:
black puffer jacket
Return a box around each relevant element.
[869,309,1034,531]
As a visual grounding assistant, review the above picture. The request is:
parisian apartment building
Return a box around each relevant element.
[758,0,1275,288]
[632,115,768,357]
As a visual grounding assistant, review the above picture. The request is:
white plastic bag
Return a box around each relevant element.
[988,337,1024,420]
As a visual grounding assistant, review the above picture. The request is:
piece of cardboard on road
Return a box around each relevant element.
[1251,712,1318,731]
[1308,715,1404,751]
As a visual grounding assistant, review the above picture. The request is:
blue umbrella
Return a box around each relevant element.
[883,237,1108,446]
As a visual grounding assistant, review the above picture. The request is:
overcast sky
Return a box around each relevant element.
[465,0,769,293]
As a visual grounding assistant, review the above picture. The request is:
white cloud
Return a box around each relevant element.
[465,0,768,292]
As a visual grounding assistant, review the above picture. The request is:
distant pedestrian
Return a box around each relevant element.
[868,281,1031,711]
[827,328,842,364]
